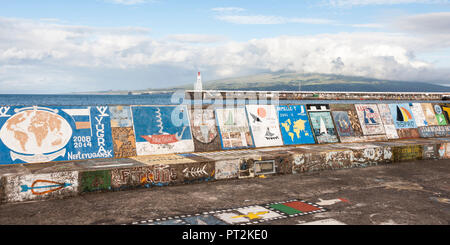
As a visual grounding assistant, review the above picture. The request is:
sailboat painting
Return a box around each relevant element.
[188,107,221,152]
[215,107,254,150]
[308,111,339,144]
[131,105,194,155]
[245,105,283,147]
[387,103,417,129]
[355,104,386,135]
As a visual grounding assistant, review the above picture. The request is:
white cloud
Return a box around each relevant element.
[351,23,384,28]
[165,34,227,43]
[394,12,450,33]
[215,15,335,25]
[0,17,450,93]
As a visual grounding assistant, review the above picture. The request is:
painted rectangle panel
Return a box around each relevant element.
[308,111,339,144]
[432,104,447,125]
[132,105,194,155]
[188,107,221,152]
[421,103,438,126]
[388,103,417,129]
[246,105,283,147]
[215,159,240,180]
[377,104,399,139]
[441,104,450,123]
[112,127,137,158]
[215,107,254,150]
[332,111,355,137]
[355,104,386,135]
[110,106,133,127]
[277,105,315,145]
[409,103,427,127]
[0,106,114,165]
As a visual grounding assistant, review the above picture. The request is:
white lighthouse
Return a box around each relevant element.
[194,72,202,91]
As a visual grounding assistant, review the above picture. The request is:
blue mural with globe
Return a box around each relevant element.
[0,105,114,164]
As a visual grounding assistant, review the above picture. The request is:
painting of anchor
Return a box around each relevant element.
[188,107,221,152]
[277,105,315,145]
[246,105,283,147]
[308,111,339,144]
[215,107,254,150]
[131,105,194,155]
[0,105,114,165]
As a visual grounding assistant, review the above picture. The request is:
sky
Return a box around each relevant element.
[0,0,450,93]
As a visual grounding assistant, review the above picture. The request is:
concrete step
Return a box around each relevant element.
[1,137,449,204]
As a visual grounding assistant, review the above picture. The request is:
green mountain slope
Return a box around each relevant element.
[174,72,450,92]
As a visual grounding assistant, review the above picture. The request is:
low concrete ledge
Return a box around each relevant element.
[0,138,449,204]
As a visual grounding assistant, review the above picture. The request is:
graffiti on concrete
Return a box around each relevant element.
[214,159,240,180]
[80,170,111,192]
[5,171,78,202]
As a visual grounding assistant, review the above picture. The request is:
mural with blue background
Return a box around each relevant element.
[0,105,114,164]
[277,105,315,145]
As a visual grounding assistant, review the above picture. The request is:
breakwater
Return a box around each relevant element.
[1,96,450,203]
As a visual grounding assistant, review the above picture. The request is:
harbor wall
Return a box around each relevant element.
[1,101,450,204]
[1,102,450,165]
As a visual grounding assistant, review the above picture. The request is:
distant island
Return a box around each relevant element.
[74,72,450,94]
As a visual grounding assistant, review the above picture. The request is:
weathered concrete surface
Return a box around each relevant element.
[0,158,448,225]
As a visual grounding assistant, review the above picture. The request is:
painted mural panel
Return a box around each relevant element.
[215,159,240,180]
[308,112,339,144]
[441,103,450,123]
[388,103,417,129]
[433,104,448,126]
[331,111,354,138]
[111,127,137,158]
[131,105,194,155]
[188,107,221,152]
[377,104,399,139]
[5,171,79,202]
[421,103,438,126]
[330,104,365,142]
[110,106,133,127]
[246,105,283,147]
[355,104,386,135]
[0,106,114,165]
[215,107,254,150]
[277,105,315,145]
[409,103,427,127]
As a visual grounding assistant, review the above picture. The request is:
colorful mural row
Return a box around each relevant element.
[0,103,449,165]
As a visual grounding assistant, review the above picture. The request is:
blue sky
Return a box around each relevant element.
[0,0,450,93]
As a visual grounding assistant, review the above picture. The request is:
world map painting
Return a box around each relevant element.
[0,105,114,164]
[277,105,315,145]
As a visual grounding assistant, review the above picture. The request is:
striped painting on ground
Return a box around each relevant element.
[306,104,339,144]
[0,105,114,165]
[246,105,283,147]
[215,107,254,150]
[131,105,194,155]
[277,105,315,145]
[388,103,419,139]
[129,199,326,225]
[188,106,221,152]
[330,104,364,143]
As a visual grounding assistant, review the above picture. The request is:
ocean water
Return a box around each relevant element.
[0,93,444,106]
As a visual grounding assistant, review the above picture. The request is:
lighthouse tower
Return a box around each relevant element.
[194,72,202,91]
